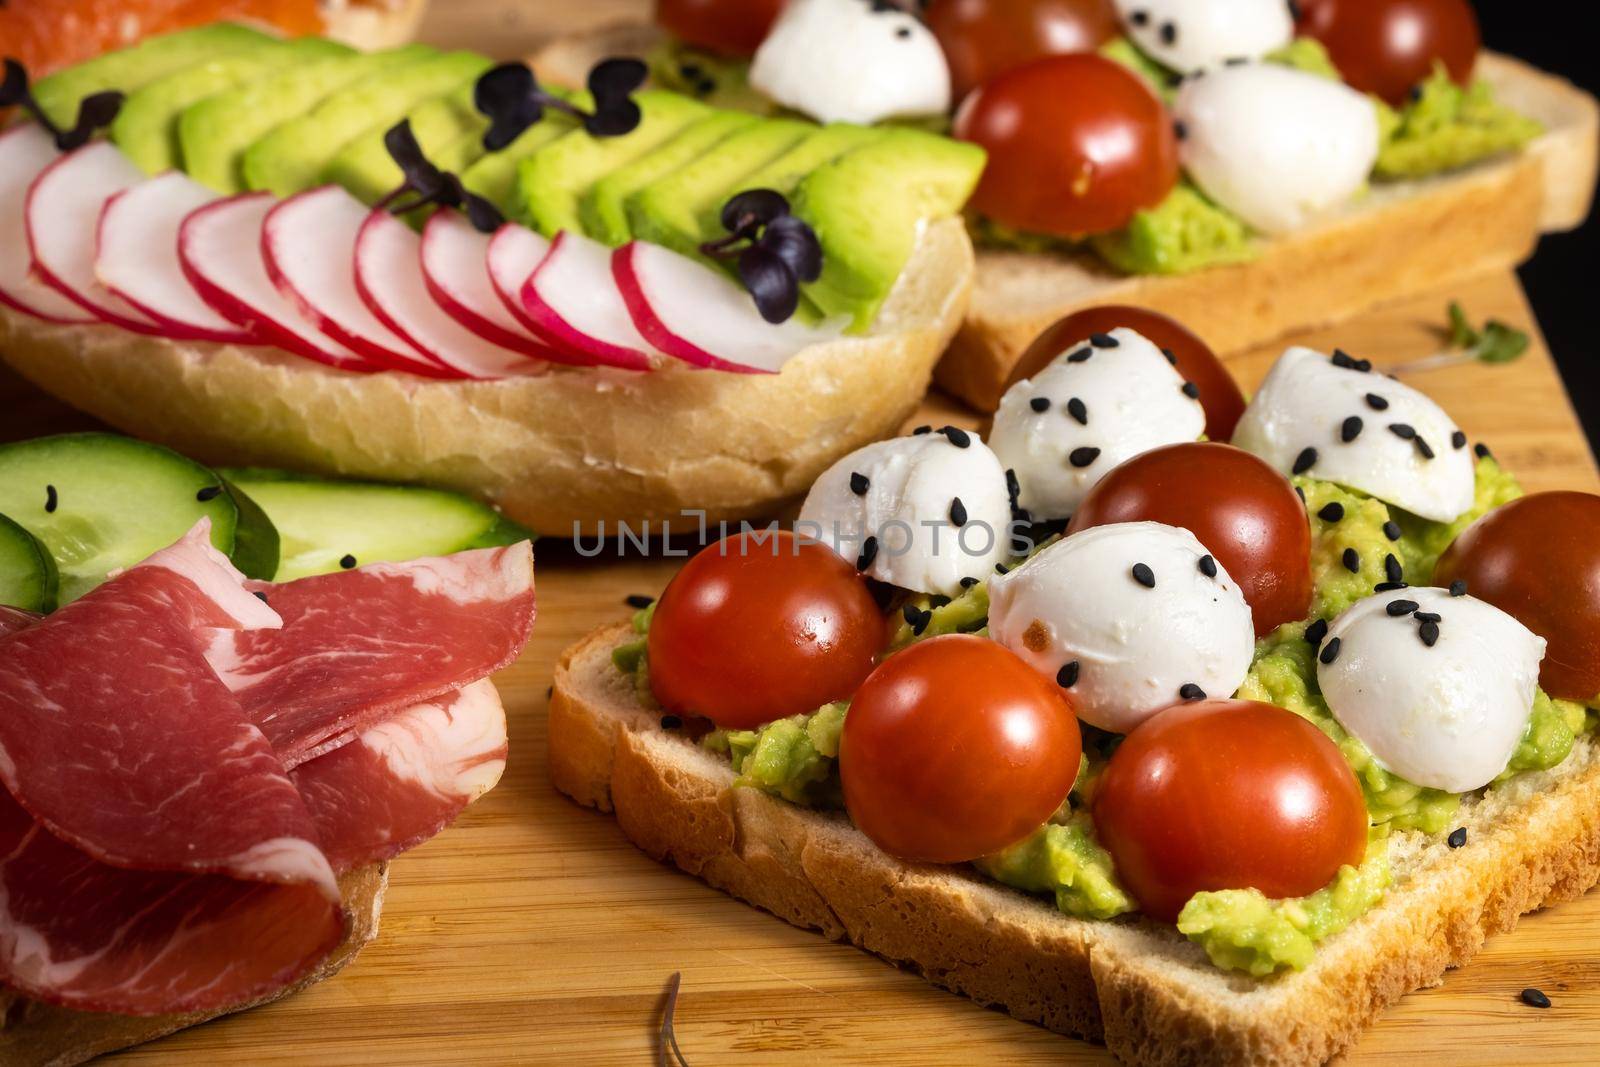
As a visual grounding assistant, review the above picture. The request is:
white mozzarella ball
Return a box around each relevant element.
[988,521,1255,733]
[988,327,1205,521]
[1113,0,1294,73]
[1232,346,1476,522]
[749,0,951,126]
[1318,587,1546,793]
[798,428,1013,596]
[1174,63,1379,235]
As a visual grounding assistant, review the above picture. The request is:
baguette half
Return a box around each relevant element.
[0,218,972,538]
[549,622,1600,1066]
[533,25,1599,413]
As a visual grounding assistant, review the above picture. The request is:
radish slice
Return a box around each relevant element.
[519,230,660,371]
[262,185,452,378]
[420,211,561,362]
[0,125,93,325]
[97,172,255,344]
[485,223,593,367]
[355,208,542,380]
[180,193,377,372]
[613,241,845,374]
[25,141,162,333]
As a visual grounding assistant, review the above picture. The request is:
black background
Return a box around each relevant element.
[1478,1,1598,449]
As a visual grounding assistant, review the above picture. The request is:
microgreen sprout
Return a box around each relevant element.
[380,119,505,233]
[0,58,123,151]
[699,189,824,324]
[474,57,647,150]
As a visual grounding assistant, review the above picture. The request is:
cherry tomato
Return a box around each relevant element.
[954,54,1178,237]
[925,0,1120,103]
[1004,306,1246,439]
[1299,0,1480,106]
[840,635,1082,863]
[648,530,884,729]
[1093,699,1367,923]
[655,0,786,57]
[1068,443,1312,635]
[1434,492,1600,702]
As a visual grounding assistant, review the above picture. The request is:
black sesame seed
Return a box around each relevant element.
[1521,988,1551,1009]
[1342,547,1361,573]
[913,424,932,435]
[857,536,879,571]
[1414,611,1441,624]
[1029,396,1051,413]
[1161,347,1177,366]
[1318,502,1345,523]
[1198,554,1218,578]
[1130,8,1149,26]
[1451,430,1468,450]
[1419,620,1440,647]
[1295,486,1306,504]
[1305,618,1329,647]
[1387,599,1420,617]
[940,425,972,448]
[1070,446,1101,468]
[1415,435,1435,460]
[625,594,655,609]
[1132,562,1156,588]
[1179,682,1206,701]
[196,485,223,502]
[1089,332,1120,349]
[1005,468,1022,507]
[1340,415,1364,443]
[896,25,911,38]
[903,604,932,635]
[1160,20,1177,45]
[1447,826,1467,848]
[1374,581,1410,592]
[44,484,57,513]
[960,576,980,589]
[1181,381,1201,400]
[1388,422,1416,440]
[1365,393,1390,411]
[950,497,968,527]
[1173,119,1188,140]
[1383,520,1402,541]
[1057,661,1081,688]
[1449,579,1468,597]
[850,471,870,495]
[1331,349,1358,370]
[1293,447,1318,475]
[1475,442,1493,460]
[253,591,269,603]
[1319,637,1343,665]
[995,562,1009,575]
[660,714,683,730]
[339,554,357,570]
[1385,553,1403,583]
[1066,397,1089,425]
[1067,347,1093,363]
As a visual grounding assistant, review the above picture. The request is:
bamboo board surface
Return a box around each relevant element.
[1,3,1598,1064]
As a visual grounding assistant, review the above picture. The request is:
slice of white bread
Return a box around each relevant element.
[0,864,388,1067]
[0,218,971,538]
[533,25,1600,412]
[549,622,1600,1066]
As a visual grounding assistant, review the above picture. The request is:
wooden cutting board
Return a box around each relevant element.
[2,5,1597,1064]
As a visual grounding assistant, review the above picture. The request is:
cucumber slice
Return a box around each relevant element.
[0,513,59,613]
[222,469,533,581]
[0,434,279,604]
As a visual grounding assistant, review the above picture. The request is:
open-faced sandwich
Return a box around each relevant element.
[0,432,534,1064]
[0,21,982,535]
[537,0,1599,410]
[549,306,1600,1064]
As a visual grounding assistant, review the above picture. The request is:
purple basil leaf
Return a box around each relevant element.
[584,98,641,137]
[462,192,505,233]
[720,188,789,234]
[587,57,648,101]
[474,63,545,150]
[762,214,823,283]
[0,59,27,107]
[737,245,800,324]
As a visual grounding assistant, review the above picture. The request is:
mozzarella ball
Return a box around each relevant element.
[1174,63,1379,235]
[1318,586,1546,793]
[1232,346,1476,522]
[749,0,951,125]
[1113,0,1294,73]
[798,428,1013,595]
[989,326,1205,521]
[988,521,1256,733]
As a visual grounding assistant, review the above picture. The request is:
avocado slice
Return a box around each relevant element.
[701,122,885,238]
[458,91,586,213]
[793,129,986,331]
[323,83,488,205]
[241,50,492,198]
[581,111,759,246]
[625,118,815,259]
[180,45,436,194]
[515,91,711,237]
[113,38,353,175]
[31,22,277,131]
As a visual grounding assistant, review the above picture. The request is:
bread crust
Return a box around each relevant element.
[550,622,1600,1066]
[319,0,430,50]
[0,219,972,537]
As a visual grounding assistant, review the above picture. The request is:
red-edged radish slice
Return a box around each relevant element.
[420,210,561,362]
[262,185,453,378]
[612,241,845,374]
[25,141,161,333]
[179,193,378,372]
[355,208,542,380]
[97,172,255,344]
[0,125,93,325]
[486,222,594,367]
[519,231,660,371]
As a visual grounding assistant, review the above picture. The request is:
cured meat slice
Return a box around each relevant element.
[206,544,536,766]
[292,679,508,873]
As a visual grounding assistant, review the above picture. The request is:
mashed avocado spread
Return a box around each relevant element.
[1375,66,1543,179]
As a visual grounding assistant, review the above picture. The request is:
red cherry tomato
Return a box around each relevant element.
[1298,0,1480,106]
[648,530,885,729]
[954,54,1179,237]
[1093,699,1368,923]
[1004,305,1246,439]
[655,0,786,57]
[840,635,1082,863]
[1068,443,1312,635]
[924,0,1120,103]
[1434,492,1600,702]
